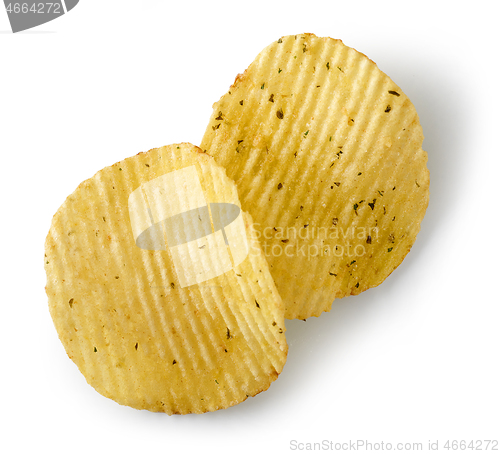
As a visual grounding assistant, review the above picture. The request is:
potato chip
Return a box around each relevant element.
[201,34,430,319]
[45,143,287,414]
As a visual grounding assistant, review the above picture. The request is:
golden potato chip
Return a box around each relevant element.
[201,34,430,319]
[45,143,287,414]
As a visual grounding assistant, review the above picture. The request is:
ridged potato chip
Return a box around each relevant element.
[45,143,287,414]
[202,33,429,319]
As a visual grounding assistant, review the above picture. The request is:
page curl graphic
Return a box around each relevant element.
[4,1,79,33]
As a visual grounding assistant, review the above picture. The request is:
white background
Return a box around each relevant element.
[1,1,499,453]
